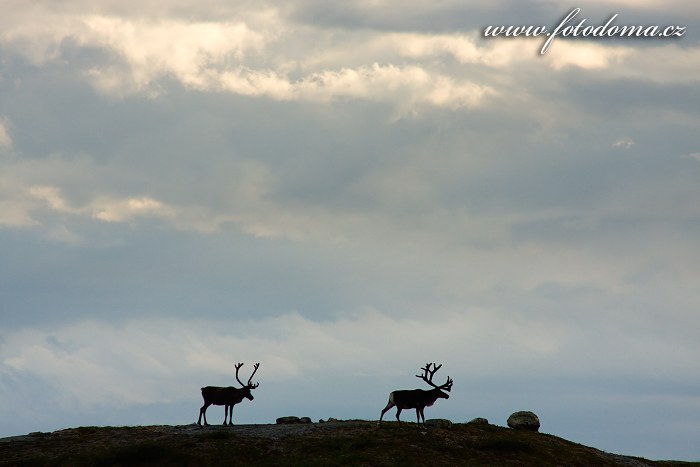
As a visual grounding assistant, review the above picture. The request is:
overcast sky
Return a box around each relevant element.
[1,0,699,461]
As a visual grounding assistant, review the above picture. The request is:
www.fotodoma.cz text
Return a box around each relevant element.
[483,8,686,54]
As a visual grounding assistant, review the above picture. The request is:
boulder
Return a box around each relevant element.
[467,417,489,425]
[276,416,312,425]
[276,416,299,424]
[507,411,540,432]
[424,419,453,429]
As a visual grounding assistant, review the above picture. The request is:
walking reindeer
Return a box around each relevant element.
[197,362,260,426]
[378,363,453,426]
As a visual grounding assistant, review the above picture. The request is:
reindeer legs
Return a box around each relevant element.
[198,402,211,426]
[395,407,403,425]
[222,405,229,425]
[378,398,396,426]
[226,405,235,426]
[417,407,426,425]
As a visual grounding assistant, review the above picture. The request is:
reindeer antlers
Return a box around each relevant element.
[235,362,260,389]
[416,363,453,392]
[248,363,260,389]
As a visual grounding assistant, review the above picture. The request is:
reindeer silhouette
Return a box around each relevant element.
[198,363,260,426]
[378,363,453,427]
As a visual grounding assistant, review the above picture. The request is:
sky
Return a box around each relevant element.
[1,0,699,461]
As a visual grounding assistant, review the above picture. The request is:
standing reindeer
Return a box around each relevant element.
[197,362,260,426]
[378,363,453,427]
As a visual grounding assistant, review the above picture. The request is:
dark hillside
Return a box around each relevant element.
[1,421,697,467]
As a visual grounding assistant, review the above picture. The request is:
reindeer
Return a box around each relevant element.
[197,362,260,426]
[378,363,453,427]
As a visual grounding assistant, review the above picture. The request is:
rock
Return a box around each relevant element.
[276,416,300,425]
[424,419,453,429]
[507,411,540,432]
[467,417,489,425]
[276,416,312,425]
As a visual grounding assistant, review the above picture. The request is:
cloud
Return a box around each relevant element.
[3,3,698,113]
[29,186,77,213]
[0,8,493,108]
[0,178,180,236]
[544,41,630,70]
[388,33,631,70]
[90,196,174,222]
[2,11,496,110]
[0,118,12,150]
[28,185,174,223]
[613,44,700,84]
[80,15,271,96]
[0,170,38,228]
[293,63,494,109]
[84,43,495,110]
[0,203,36,228]
[0,309,643,409]
[612,137,635,149]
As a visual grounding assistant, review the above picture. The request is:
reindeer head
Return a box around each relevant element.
[416,363,453,399]
[235,362,260,400]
